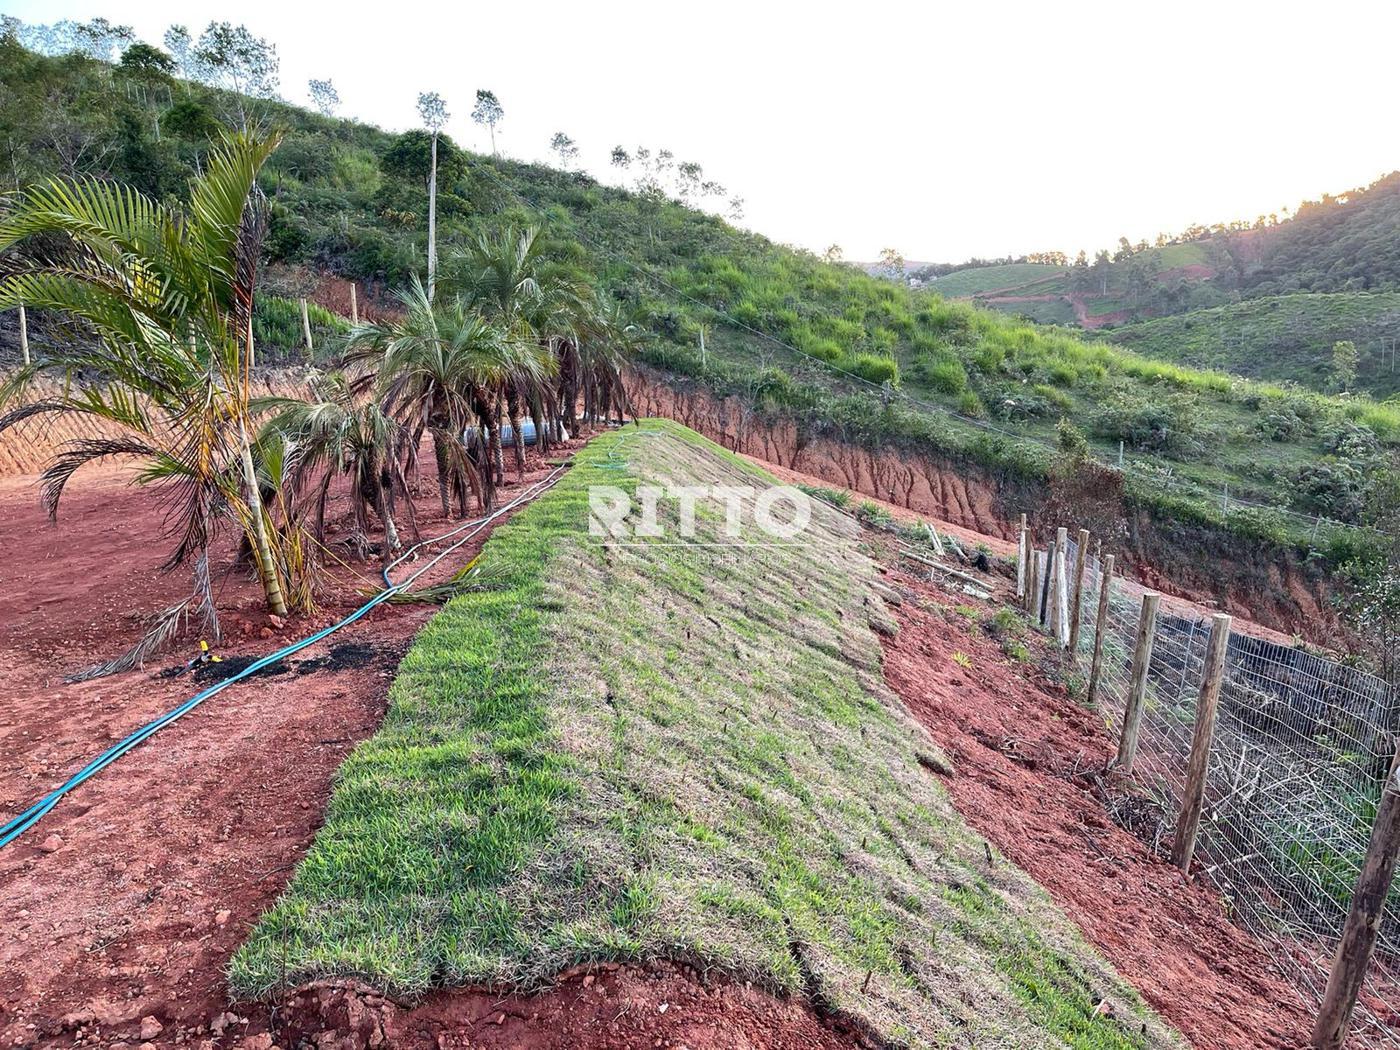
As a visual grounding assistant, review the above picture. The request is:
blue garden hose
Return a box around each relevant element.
[0,466,568,850]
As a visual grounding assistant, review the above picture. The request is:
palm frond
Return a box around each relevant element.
[39,437,162,520]
[66,599,192,682]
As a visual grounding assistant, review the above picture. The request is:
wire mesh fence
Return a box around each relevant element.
[1026,533,1400,1047]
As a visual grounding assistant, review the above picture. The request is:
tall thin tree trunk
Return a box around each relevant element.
[238,420,288,616]
[427,130,438,301]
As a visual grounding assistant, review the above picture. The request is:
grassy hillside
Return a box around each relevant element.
[3,32,1398,555]
[1110,293,1400,399]
[233,422,1180,1049]
[928,262,1065,297]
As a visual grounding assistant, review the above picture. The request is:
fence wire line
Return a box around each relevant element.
[1030,538,1400,1046]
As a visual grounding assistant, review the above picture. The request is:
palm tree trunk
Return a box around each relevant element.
[489,396,505,484]
[431,430,452,518]
[375,491,401,551]
[238,421,288,617]
[487,421,503,488]
[506,388,526,478]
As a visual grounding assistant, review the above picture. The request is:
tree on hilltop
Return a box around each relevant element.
[308,78,340,117]
[472,89,504,155]
[416,91,449,299]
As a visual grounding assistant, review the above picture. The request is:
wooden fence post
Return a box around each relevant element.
[1310,739,1400,1049]
[300,297,314,357]
[924,522,945,557]
[1172,613,1232,871]
[1068,527,1090,655]
[1036,534,1052,624]
[1086,554,1115,707]
[1050,528,1070,648]
[18,304,30,365]
[1034,550,1049,622]
[1024,543,1039,616]
[1016,513,1028,600]
[350,283,359,325]
[1115,592,1161,773]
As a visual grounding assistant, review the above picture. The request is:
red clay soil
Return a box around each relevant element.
[267,962,863,1050]
[0,435,859,1050]
[0,439,629,1048]
[876,560,1318,1049]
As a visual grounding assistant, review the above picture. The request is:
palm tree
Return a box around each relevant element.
[0,129,292,669]
[447,224,603,462]
[576,294,639,428]
[346,279,541,513]
[256,372,409,558]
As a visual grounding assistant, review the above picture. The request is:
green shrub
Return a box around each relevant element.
[972,343,1006,374]
[855,500,894,527]
[1033,384,1073,411]
[957,391,987,418]
[797,484,852,508]
[847,352,899,385]
[1094,389,1201,457]
[914,355,968,395]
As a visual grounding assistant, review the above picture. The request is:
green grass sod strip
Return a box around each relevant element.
[232,420,1183,1048]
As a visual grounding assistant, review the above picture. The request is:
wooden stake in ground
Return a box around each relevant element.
[1086,554,1115,707]
[1048,527,1070,648]
[350,283,359,325]
[300,297,314,357]
[1033,550,1049,622]
[1016,514,1028,599]
[1310,740,1400,1050]
[1041,543,1052,624]
[1172,613,1232,871]
[17,302,29,366]
[1046,532,1062,636]
[1068,527,1090,655]
[1115,592,1161,773]
[1022,523,1033,604]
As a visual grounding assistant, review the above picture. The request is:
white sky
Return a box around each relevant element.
[5,0,1399,262]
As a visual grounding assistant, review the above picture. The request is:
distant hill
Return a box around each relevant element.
[1239,172,1400,295]
[929,242,1229,330]
[928,172,1400,324]
[1109,293,1400,399]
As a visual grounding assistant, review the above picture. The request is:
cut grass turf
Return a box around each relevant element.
[232,420,1182,1048]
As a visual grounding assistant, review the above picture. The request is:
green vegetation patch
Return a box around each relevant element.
[929,263,1066,298]
[1109,292,1400,399]
[233,421,1180,1048]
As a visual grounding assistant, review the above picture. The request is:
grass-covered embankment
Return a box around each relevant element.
[232,421,1181,1048]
